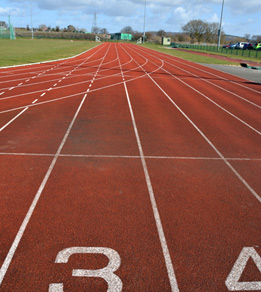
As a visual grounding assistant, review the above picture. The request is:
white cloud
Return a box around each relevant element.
[0,6,23,16]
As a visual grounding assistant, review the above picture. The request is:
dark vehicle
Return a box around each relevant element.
[229,43,237,49]
[243,43,254,50]
[223,44,230,48]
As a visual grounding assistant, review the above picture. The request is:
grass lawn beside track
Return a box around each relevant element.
[0,39,97,67]
[139,43,261,65]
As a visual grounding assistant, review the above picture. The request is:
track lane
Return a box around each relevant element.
[0,42,260,292]
[120,43,261,291]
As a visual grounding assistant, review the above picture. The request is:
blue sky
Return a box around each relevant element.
[1,0,261,37]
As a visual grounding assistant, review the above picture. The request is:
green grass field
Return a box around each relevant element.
[139,43,261,65]
[0,39,97,67]
[1,39,259,68]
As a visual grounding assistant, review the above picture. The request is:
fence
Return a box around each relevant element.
[172,43,260,60]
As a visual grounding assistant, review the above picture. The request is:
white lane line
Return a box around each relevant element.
[32,99,38,104]
[41,92,46,97]
[122,43,261,201]
[0,93,88,286]
[126,45,261,136]
[0,92,4,96]
[53,83,57,87]
[25,79,30,82]
[0,44,111,286]
[0,152,260,161]
[150,63,261,203]
[116,44,180,292]
[0,107,28,133]
[124,81,180,292]
[48,88,52,91]
[135,45,261,94]
[18,83,23,86]
[8,87,14,91]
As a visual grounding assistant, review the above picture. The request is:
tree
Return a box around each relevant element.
[121,26,134,34]
[91,26,100,34]
[55,26,60,32]
[204,22,219,43]
[39,24,47,31]
[244,34,251,42]
[157,29,166,37]
[67,25,76,32]
[182,20,206,43]
[99,28,109,34]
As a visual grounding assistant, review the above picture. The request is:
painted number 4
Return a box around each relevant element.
[226,247,261,291]
[49,247,122,292]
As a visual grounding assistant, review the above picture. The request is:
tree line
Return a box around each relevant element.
[24,20,260,44]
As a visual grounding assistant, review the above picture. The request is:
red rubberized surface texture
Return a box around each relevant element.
[0,43,260,292]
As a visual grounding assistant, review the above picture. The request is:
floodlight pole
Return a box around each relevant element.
[30,1,34,39]
[143,0,146,43]
[217,0,224,51]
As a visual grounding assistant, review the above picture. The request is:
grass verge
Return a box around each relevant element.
[139,43,256,65]
[0,39,98,67]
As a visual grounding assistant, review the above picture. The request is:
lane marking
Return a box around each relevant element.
[41,92,46,97]
[32,99,38,104]
[18,83,23,86]
[53,83,57,87]
[0,92,4,96]
[0,43,112,287]
[9,87,14,91]
[124,80,180,292]
[135,45,261,94]
[0,93,88,286]
[127,45,261,136]
[48,88,52,91]
[122,44,261,203]
[49,247,122,292]
[225,247,261,291]
[0,107,28,133]
[116,44,180,292]
[0,152,260,161]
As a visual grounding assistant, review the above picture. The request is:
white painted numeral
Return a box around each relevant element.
[49,247,122,292]
[225,247,261,291]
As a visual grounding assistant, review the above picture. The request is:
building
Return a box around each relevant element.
[162,37,171,46]
[111,33,133,41]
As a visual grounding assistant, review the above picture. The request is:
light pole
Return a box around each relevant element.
[30,1,34,39]
[143,0,146,43]
[217,0,224,50]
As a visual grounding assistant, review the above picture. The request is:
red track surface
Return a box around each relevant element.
[0,43,260,292]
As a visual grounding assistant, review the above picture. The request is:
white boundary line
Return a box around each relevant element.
[116,43,180,292]
[0,43,102,70]
[135,44,261,93]
[0,43,112,286]
[122,43,261,204]
[0,152,260,161]
[128,45,261,136]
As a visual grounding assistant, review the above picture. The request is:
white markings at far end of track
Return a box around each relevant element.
[0,92,4,96]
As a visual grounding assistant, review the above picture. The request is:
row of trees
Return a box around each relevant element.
[182,20,224,44]
[25,21,259,45]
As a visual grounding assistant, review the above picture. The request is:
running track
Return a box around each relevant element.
[0,43,260,291]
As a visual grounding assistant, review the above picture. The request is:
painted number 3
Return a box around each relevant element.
[49,247,122,292]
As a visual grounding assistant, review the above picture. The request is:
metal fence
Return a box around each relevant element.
[172,43,260,60]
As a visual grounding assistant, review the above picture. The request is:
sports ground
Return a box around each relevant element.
[0,42,260,291]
